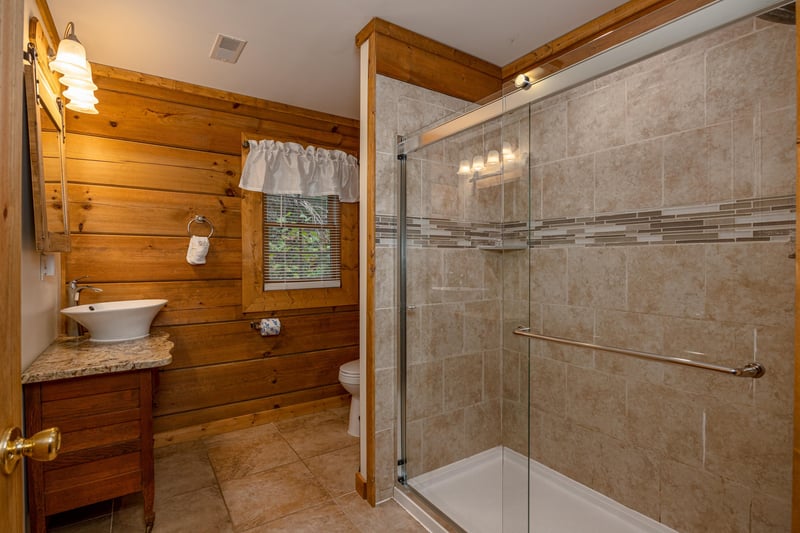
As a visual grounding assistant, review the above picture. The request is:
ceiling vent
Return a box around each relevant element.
[209,33,247,64]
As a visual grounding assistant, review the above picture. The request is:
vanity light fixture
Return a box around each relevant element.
[50,22,98,114]
[458,142,517,176]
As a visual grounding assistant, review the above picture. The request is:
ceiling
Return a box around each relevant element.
[48,0,629,119]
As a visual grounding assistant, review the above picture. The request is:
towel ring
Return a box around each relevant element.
[187,215,214,238]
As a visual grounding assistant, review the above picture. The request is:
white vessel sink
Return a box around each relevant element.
[61,299,168,342]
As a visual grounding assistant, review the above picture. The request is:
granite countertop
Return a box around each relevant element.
[22,331,173,384]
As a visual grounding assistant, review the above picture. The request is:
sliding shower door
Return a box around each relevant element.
[399,106,531,533]
[522,10,795,532]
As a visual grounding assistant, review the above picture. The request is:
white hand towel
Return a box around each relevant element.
[186,236,210,265]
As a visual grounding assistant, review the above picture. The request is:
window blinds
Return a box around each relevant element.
[262,194,341,291]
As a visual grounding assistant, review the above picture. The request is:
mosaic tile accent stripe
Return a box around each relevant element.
[527,195,796,248]
[376,215,502,248]
[376,195,796,249]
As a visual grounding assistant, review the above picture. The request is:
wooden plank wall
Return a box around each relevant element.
[61,65,360,435]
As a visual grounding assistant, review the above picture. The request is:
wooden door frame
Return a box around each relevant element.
[0,0,25,531]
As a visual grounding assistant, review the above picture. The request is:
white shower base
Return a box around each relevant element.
[404,446,676,533]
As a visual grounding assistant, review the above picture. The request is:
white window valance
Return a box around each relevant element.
[239,140,359,202]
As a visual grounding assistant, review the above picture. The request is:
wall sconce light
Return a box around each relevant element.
[50,22,98,114]
[459,142,517,175]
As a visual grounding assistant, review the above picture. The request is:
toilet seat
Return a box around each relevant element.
[339,360,360,380]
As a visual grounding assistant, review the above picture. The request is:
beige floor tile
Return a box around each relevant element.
[205,423,300,482]
[154,440,217,500]
[47,409,424,533]
[275,411,359,458]
[336,493,427,533]
[330,406,352,421]
[221,461,331,531]
[242,500,359,532]
[304,444,361,497]
[110,493,145,532]
[112,486,233,533]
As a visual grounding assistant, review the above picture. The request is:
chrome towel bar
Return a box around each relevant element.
[513,327,765,378]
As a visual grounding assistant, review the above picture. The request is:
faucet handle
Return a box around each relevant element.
[66,275,89,287]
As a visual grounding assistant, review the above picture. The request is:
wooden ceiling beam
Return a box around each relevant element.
[356,17,503,104]
[501,0,715,83]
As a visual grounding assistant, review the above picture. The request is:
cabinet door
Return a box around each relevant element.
[25,371,151,522]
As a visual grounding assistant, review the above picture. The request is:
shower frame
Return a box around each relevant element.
[391,0,794,530]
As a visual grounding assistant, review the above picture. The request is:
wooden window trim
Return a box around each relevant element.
[241,143,358,314]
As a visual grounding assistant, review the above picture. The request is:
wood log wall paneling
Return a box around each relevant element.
[63,66,360,433]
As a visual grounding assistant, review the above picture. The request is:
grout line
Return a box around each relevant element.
[199,438,239,532]
[108,499,115,533]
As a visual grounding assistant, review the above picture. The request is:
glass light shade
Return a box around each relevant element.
[66,100,99,114]
[502,141,515,161]
[64,85,99,114]
[458,159,472,175]
[472,155,484,172]
[63,86,99,105]
[59,61,97,91]
[486,150,500,165]
[50,37,90,78]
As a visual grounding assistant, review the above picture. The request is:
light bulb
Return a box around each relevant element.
[486,150,500,165]
[472,155,484,172]
[502,142,515,161]
[458,159,472,176]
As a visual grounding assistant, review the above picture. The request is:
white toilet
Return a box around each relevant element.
[338,360,360,437]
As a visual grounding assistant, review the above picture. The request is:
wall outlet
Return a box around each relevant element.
[40,254,55,279]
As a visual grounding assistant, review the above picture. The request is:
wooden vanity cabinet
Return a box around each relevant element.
[24,369,156,533]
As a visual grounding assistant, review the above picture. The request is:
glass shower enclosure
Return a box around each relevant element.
[393,1,796,532]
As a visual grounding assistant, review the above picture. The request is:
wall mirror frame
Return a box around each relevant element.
[24,36,70,253]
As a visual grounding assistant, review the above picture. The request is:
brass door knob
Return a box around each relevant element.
[1,426,61,475]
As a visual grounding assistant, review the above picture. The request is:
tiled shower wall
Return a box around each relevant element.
[514,16,796,532]
[372,77,479,500]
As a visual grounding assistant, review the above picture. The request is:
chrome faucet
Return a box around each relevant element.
[66,276,103,306]
[65,276,103,337]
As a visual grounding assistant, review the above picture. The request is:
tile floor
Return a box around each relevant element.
[47,407,427,532]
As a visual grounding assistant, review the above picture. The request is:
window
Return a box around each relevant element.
[263,194,341,291]
[239,139,358,314]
